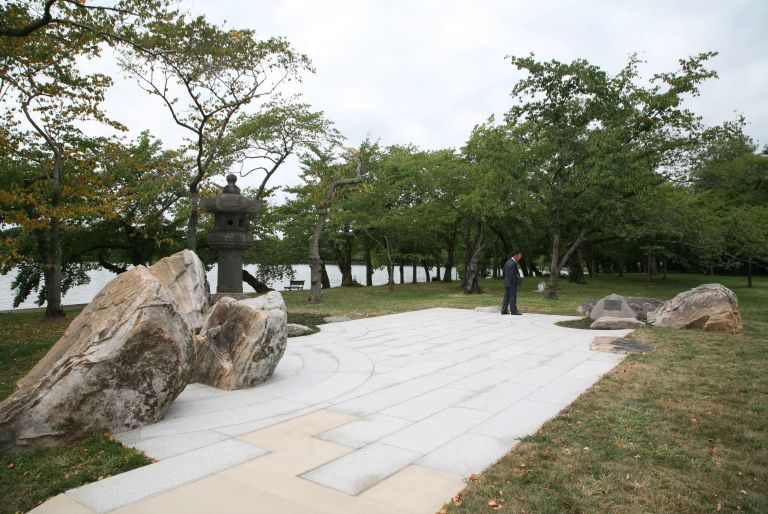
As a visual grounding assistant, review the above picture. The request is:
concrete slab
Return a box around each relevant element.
[301,443,421,495]
[34,308,632,513]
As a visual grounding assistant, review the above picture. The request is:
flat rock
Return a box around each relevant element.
[194,292,288,390]
[590,316,646,329]
[323,316,352,323]
[287,323,312,337]
[591,336,654,354]
[648,283,743,334]
[474,306,501,313]
[0,250,208,453]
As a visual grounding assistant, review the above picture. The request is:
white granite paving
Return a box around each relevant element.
[62,307,632,512]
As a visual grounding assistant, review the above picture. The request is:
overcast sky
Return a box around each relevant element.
[101,0,768,193]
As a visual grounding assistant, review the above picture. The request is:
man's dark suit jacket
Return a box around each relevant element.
[503,258,520,288]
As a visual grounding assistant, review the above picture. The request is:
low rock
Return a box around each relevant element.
[648,283,743,334]
[590,316,646,329]
[578,296,664,321]
[0,250,208,453]
[323,316,352,323]
[589,294,637,320]
[194,292,288,390]
[474,306,501,313]
[287,323,312,337]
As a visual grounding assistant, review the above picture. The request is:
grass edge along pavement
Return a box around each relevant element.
[2,273,766,513]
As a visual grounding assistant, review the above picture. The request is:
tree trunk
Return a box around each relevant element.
[330,233,354,287]
[569,247,584,283]
[186,187,199,251]
[462,222,486,294]
[364,238,374,286]
[399,260,405,284]
[547,228,587,299]
[546,231,561,299]
[411,261,417,284]
[747,260,753,288]
[242,269,273,293]
[385,262,395,291]
[321,261,331,289]
[308,207,326,303]
[307,157,366,302]
[491,240,499,279]
[662,255,668,281]
[442,236,455,282]
[422,263,431,282]
[36,221,64,318]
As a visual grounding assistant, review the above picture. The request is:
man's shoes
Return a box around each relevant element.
[511,311,522,315]
[501,311,510,315]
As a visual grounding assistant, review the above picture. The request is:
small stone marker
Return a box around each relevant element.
[591,336,654,354]
[589,294,637,320]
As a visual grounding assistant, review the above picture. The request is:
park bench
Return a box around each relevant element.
[284,280,305,291]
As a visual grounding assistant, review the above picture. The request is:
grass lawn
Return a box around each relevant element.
[1,272,766,513]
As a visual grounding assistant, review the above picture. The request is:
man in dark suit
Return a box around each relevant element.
[501,251,523,315]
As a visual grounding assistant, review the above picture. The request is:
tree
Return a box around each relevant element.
[303,149,367,303]
[119,16,312,250]
[76,132,189,272]
[0,0,177,317]
[504,52,718,298]
[1,19,122,316]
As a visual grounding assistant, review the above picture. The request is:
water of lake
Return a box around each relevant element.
[0,264,454,311]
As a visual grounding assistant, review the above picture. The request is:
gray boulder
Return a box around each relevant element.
[0,250,209,453]
[578,296,664,321]
[589,294,637,320]
[590,316,646,329]
[287,323,312,337]
[648,283,743,334]
[194,292,288,390]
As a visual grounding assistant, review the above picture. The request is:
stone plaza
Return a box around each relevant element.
[32,308,632,514]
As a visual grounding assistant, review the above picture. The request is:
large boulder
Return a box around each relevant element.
[648,283,743,334]
[589,294,637,320]
[577,296,664,321]
[194,292,288,389]
[0,250,209,453]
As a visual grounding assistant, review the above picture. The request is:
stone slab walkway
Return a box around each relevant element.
[31,308,632,514]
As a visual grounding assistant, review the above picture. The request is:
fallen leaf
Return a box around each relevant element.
[717,502,722,511]
[469,473,479,481]
[740,490,747,495]
[452,494,463,506]
[488,499,502,510]
[583,447,590,451]
[6,463,13,469]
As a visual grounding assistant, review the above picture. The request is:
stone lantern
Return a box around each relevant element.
[201,174,260,295]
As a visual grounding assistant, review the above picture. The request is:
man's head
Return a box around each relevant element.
[510,251,522,261]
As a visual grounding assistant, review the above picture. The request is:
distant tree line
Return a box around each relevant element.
[1,2,765,315]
